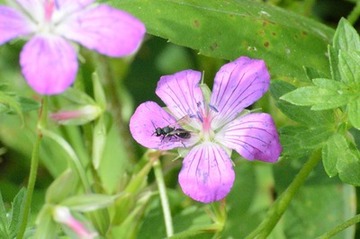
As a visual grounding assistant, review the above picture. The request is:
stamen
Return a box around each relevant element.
[189,113,197,119]
[54,0,60,9]
[209,104,219,112]
[196,111,204,123]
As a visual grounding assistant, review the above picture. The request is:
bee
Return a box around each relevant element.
[152,116,192,142]
[154,126,191,140]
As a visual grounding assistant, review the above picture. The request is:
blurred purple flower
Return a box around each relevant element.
[130,56,282,203]
[0,0,145,95]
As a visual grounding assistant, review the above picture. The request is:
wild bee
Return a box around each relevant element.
[154,126,191,140]
[152,116,192,141]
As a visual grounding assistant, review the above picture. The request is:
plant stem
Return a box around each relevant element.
[245,150,322,239]
[17,98,47,239]
[153,159,174,237]
[94,54,136,163]
[317,214,360,239]
[347,0,360,25]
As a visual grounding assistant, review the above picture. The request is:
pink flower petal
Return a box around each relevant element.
[57,4,145,57]
[155,70,204,125]
[20,35,78,95]
[15,0,41,12]
[178,142,235,203]
[0,6,34,44]
[210,57,270,129]
[55,0,94,11]
[129,101,196,150]
[217,113,281,162]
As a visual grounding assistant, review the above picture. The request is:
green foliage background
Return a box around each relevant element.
[1,0,360,238]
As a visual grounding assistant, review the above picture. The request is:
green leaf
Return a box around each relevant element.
[282,184,355,238]
[61,194,118,212]
[270,80,335,126]
[337,151,360,186]
[35,205,58,239]
[45,169,79,204]
[304,67,325,82]
[280,78,352,110]
[338,50,360,85]
[333,18,360,52]
[328,46,342,81]
[58,87,95,105]
[223,163,274,238]
[18,97,41,112]
[0,191,9,238]
[274,158,356,239]
[8,188,26,237]
[92,72,107,110]
[92,116,107,169]
[0,91,23,123]
[322,133,360,185]
[322,134,348,177]
[348,98,360,130]
[115,0,334,81]
[280,126,333,158]
[111,193,152,238]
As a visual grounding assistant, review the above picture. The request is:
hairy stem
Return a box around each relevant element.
[95,55,136,163]
[317,214,360,239]
[17,98,47,239]
[347,0,360,25]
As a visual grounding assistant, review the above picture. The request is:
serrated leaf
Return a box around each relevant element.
[280,79,352,110]
[0,191,9,237]
[337,151,360,186]
[0,91,23,123]
[338,50,360,85]
[115,0,333,81]
[333,18,360,52]
[270,80,335,126]
[17,97,40,112]
[322,133,360,186]
[328,46,342,81]
[280,125,333,158]
[304,67,326,81]
[9,188,26,237]
[322,134,348,177]
[348,98,360,130]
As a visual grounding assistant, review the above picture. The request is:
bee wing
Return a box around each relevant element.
[175,115,192,127]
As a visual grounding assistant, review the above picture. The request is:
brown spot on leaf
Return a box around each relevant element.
[264,41,270,48]
[210,42,218,51]
[193,19,200,28]
[258,29,265,36]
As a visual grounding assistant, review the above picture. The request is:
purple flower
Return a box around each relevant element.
[130,56,282,203]
[0,0,145,95]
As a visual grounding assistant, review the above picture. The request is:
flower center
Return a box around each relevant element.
[44,0,55,22]
[201,114,214,141]
[36,0,58,34]
[194,102,216,142]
